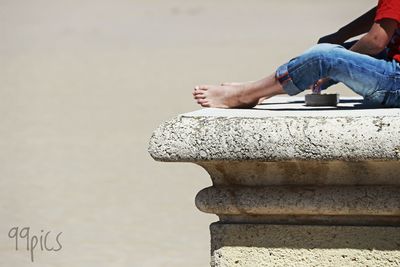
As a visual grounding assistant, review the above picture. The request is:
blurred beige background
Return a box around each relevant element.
[0,0,376,266]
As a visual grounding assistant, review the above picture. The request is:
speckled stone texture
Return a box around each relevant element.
[149,97,400,266]
[148,97,400,162]
[211,223,400,267]
[196,185,400,218]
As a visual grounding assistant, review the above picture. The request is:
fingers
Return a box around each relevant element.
[315,79,323,88]
[310,77,330,92]
[317,77,329,85]
[312,78,328,93]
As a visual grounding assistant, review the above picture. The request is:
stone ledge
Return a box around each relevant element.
[149,96,400,266]
[148,97,400,162]
[210,223,400,267]
[196,186,400,217]
[198,161,400,185]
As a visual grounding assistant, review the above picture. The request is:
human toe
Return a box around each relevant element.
[197,99,210,107]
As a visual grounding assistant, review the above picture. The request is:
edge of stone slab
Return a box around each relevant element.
[183,96,400,118]
[148,113,400,162]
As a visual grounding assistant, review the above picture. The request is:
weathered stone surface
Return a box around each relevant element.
[196,186,400,217]
[198,161,400,185]
[211,223,400,267]
[148,97,400,266]
[148,97,400,162]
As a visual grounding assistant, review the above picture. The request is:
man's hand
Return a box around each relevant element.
[309,77,331,93]
[313,6,380,92]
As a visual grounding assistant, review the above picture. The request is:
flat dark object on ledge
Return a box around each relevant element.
[305,94,339,107]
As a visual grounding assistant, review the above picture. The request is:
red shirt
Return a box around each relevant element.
[375,0,400,61]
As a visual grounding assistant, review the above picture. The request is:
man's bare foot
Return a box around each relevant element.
[192,83,259,108]
[193,73,285,108]
[221,82,271,104]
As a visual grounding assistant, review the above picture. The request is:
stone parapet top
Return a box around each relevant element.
[149,97,400,162]
[183,97,400,118]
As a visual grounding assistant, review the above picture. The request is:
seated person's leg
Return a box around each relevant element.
[276,44,398,106]
[193,43,399,108]
[321,40,389,91]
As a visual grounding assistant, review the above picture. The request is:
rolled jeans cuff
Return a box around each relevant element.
[276,62,302,96]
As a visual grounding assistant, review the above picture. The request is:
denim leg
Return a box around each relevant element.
[320,41,389,91]
[276,43,400,107]
[319,41,356,90]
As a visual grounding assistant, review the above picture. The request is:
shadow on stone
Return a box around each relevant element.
[256,98,389,111]
[210,223,400,252]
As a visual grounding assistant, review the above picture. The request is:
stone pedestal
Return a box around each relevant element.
[149,97,400,266]
[210,224,400,266]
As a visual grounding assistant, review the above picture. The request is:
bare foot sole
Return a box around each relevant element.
[193,84,259,108]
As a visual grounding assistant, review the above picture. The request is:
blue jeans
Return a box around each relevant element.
[276,43,400,107]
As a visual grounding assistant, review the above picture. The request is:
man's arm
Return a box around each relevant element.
[318,7,377,44]
[350,19,398,55]
[314,18,398,90]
